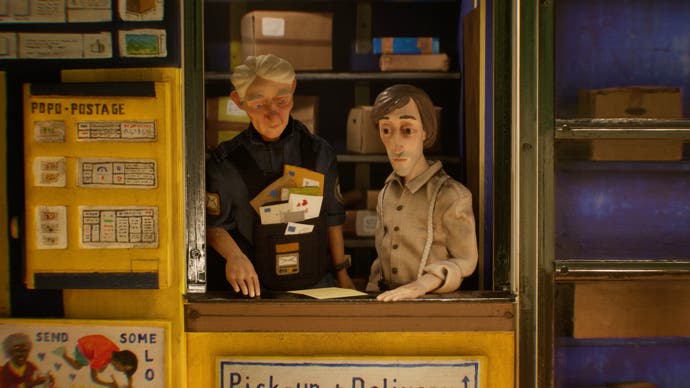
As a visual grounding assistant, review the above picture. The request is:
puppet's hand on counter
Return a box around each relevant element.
[225,254,261,297]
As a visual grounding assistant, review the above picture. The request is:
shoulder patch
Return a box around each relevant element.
[334,177,344,205]
[206,192,221,216]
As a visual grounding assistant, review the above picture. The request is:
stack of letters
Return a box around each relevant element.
[250,164,324,236]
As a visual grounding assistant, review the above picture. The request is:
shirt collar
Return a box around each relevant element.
[385,160,443,194]
[247,116,295,145]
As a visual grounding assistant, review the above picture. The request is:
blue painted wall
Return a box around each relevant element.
[555,162,690,260]
[556,337,690,387]
[555,0,690,118]
[554,1,690,386]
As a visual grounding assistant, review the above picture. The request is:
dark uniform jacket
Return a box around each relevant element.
[206,117,344,290]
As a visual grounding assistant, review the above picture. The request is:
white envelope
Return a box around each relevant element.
[284,222,315,235]
[259,202,291,225]
[288,194,322,220]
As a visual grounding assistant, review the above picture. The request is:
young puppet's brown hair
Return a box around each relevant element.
[370,84,438,149]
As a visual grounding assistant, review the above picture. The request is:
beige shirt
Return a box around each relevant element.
[367,160,478,293]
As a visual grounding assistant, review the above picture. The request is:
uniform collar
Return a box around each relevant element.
[386,159,443,194]
[247,116,295,145]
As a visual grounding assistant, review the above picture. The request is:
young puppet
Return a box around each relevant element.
[366,84,478,301]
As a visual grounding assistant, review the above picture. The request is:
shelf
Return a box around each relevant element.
[554,259,690,282]
[206,71,461,82]
[338,154,461,164]
[555,118,690,140]
[185,291,515,332]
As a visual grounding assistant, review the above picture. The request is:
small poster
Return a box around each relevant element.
[0,320,167,388]
[78,158,158,188]
[67,0,112,22]
[80,206,159,248]
[118,29,167,58]
[76,120,157,141]
[18,32,112,59]
[35,205,67,249]
[119,0,164,21]
[0,0,66,23]
[33,156,66,187]
[0,32,17,59]
[33,120,66,143]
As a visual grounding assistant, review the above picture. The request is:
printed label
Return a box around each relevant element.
[35,206,67,249]
[33,120,66,142]
[80,206,158,248]
[77,120,157,141]
[33,157,66,187]
[261,17,286,37]
[78,158,157,188]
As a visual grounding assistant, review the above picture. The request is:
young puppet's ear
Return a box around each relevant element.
[229,90,243,109]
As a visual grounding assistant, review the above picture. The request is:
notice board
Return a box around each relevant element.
[23,81,173,289]
[217,357,486,388]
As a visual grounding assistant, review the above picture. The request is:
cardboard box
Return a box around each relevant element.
[205,96,249,149]
[343,210,377,237]
[346,106,385,154]
[365,190,379,211]
[340,189,379,210]
[292,95,319,134]
[206,95,318,149]
[241,11,333,71]
[573,281,690,339]
[379,53,449,72]
[372,37,440,54]
[591,139,682,161]
[578,86,682,118]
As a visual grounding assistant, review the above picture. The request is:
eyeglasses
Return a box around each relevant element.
[243,94,293,112]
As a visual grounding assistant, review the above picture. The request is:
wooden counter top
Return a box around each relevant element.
[185,291,515,332]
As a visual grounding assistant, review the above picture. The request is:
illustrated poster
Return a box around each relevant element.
[0,321,166,387]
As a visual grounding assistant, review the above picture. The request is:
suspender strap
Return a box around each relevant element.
[416,175,450,279]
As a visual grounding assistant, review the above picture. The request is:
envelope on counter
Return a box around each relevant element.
[250,175,296,215]
[288,194,323,220]
[283,164,324,195]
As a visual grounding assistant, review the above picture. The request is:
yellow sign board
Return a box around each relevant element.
[23,82,174,289]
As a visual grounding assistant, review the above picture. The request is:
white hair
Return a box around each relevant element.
[230,54,296,100]
[3,333,31,358]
